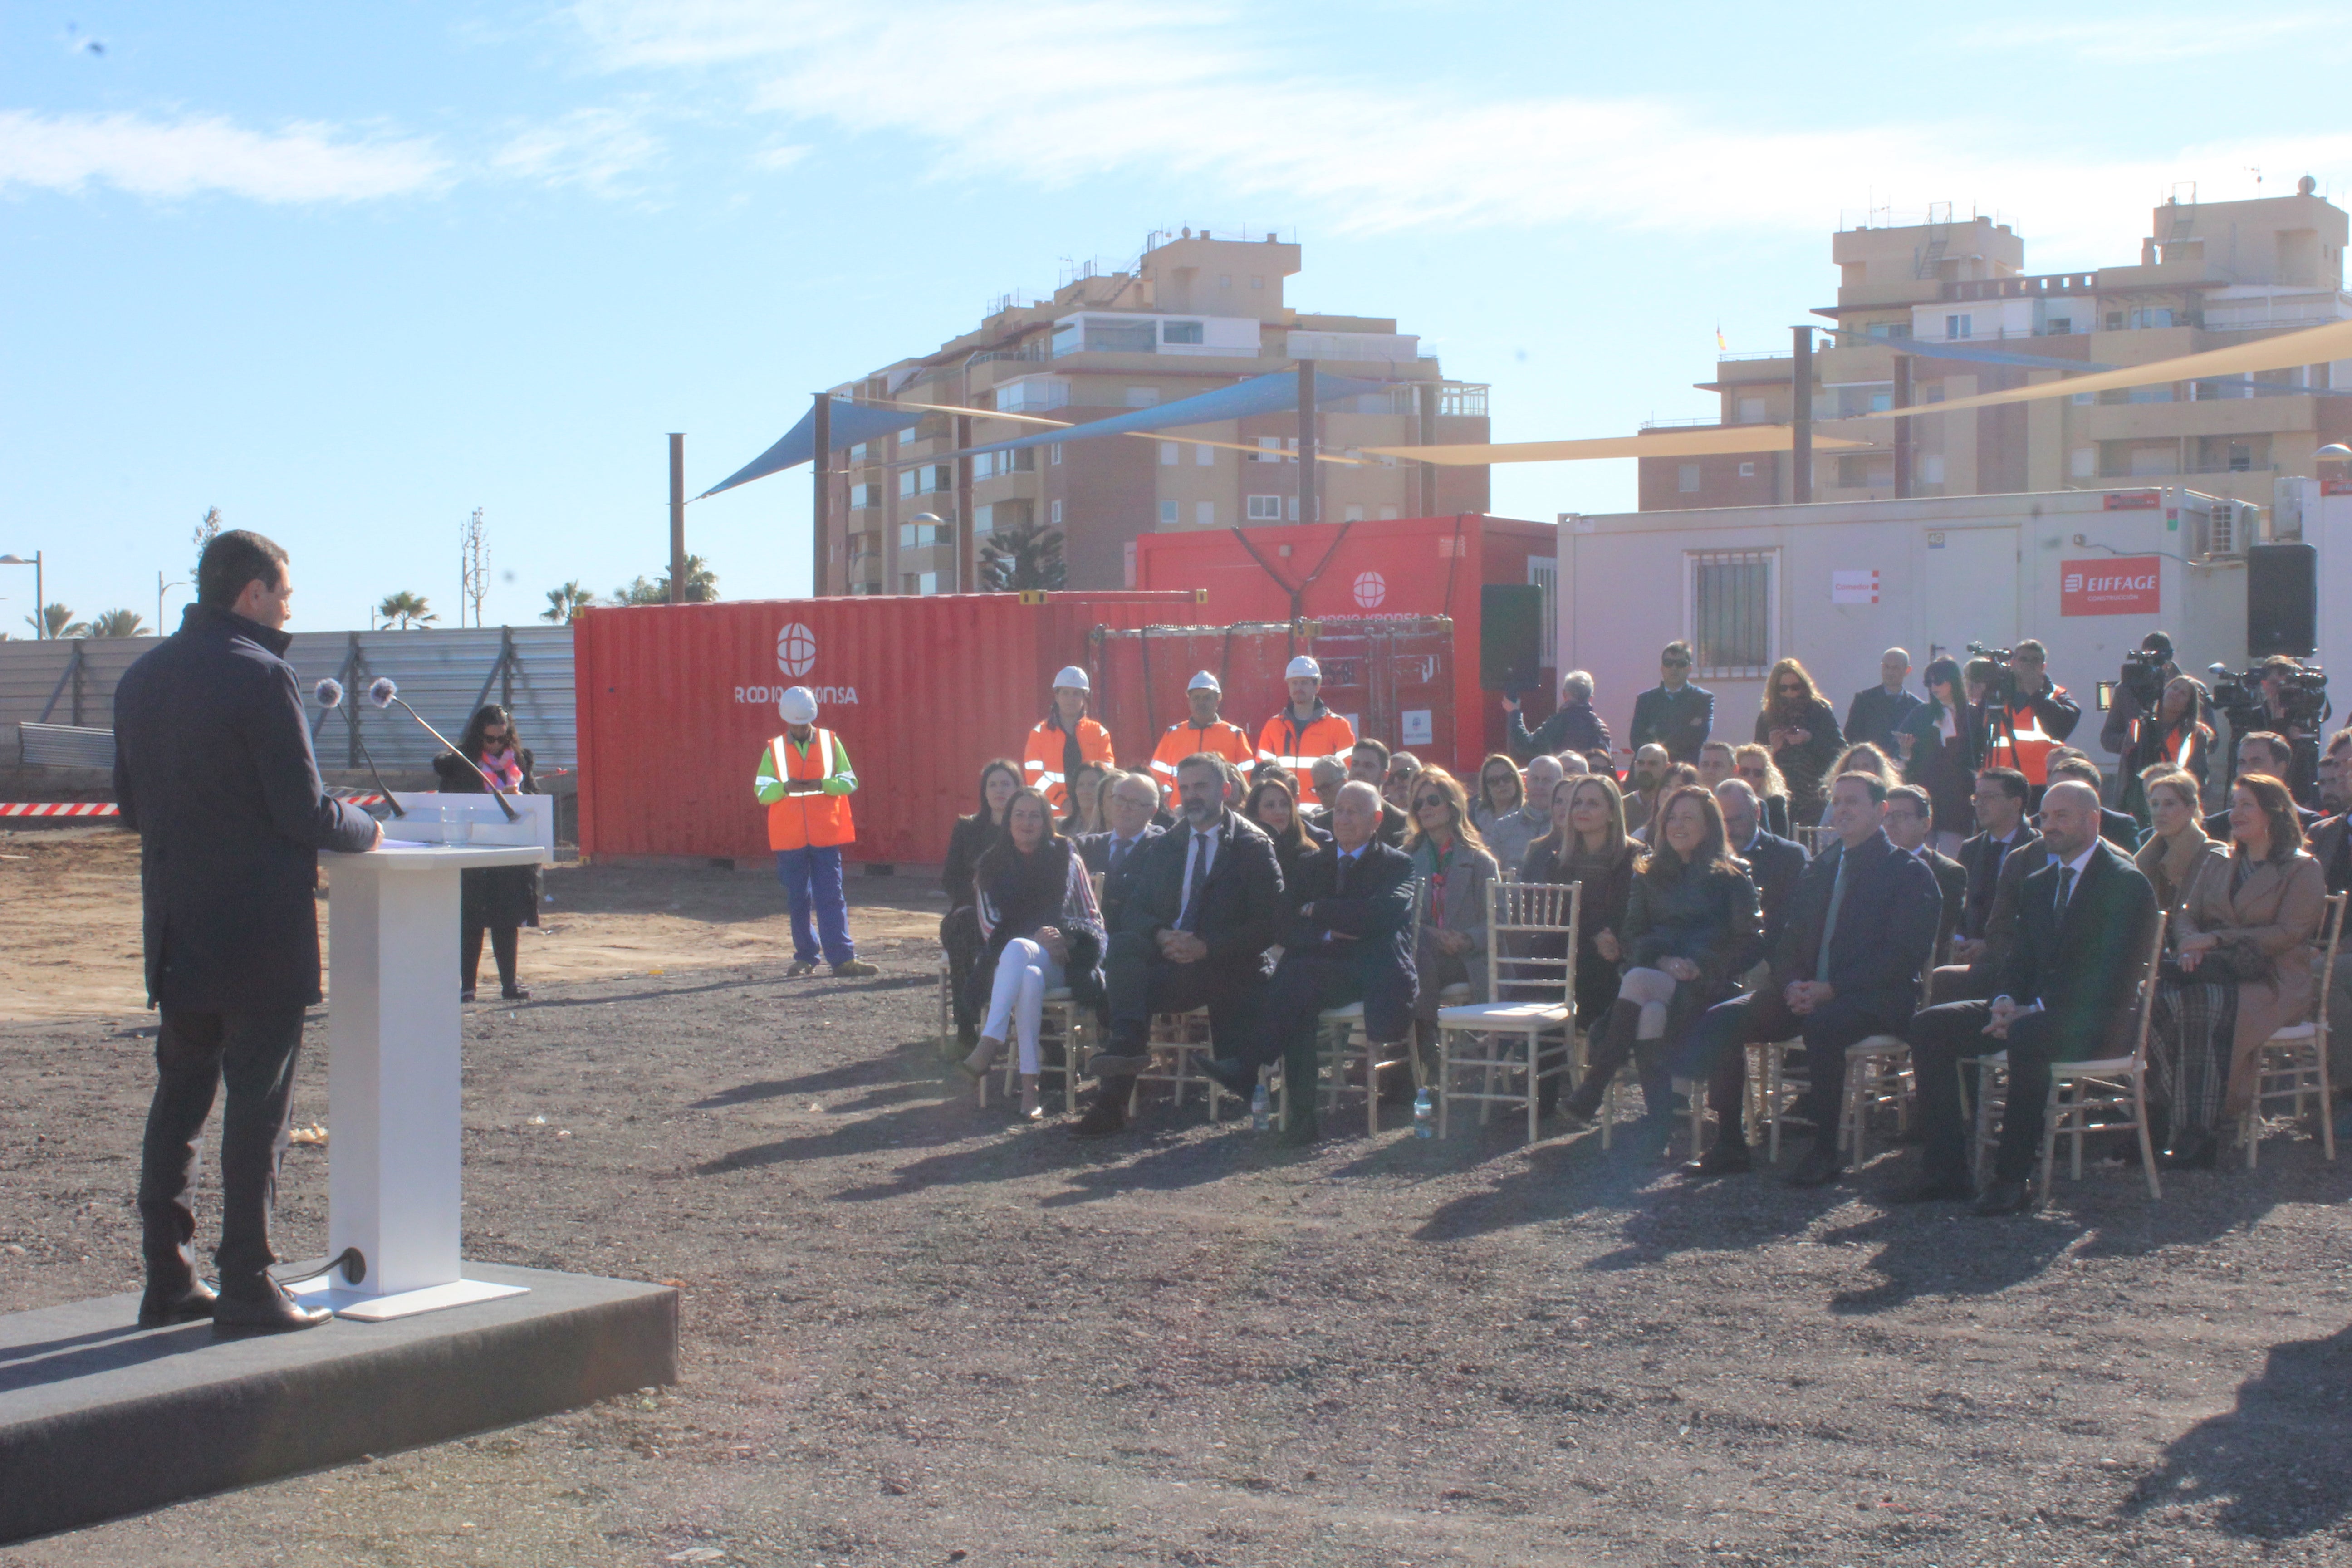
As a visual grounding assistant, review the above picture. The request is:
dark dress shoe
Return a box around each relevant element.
[500,984,531,1001]
[460,988,477,1004]
[1886,1176,1976,1205]
[1681,1140,1753,1177]
[1199,1057,1259,1098]
[1786,1145,1847,1188]
[1068,1098,1128,1138]
[137,1279,217,1328]
[212,1275,332,1337]
[1970,1178,2036,1216]
[1087,1049,1152,1077]
[1277,1114,1321,1147]
[2159,1136,2220,1171]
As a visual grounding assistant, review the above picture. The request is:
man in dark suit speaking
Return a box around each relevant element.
[1896,781,2160,1215]
[113,531,382,1335]
[1072,753,1284,1138]
[1201,781,1417,1143]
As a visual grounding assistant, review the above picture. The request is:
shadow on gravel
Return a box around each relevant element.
[1819,1207,2079,1313]
[1412,1135,1662,1242]
[693,1055,916,1107]
[694,1093,979,1175]
[2123,1322,2352,1540]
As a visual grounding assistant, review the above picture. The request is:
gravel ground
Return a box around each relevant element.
[4,885,2351,1567]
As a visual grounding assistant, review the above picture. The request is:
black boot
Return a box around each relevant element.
[1562,1000,1641,1123]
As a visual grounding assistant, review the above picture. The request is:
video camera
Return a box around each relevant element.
[1965,643,2020,708]
[2207,661,2330,731]
[2118,647,2171,711]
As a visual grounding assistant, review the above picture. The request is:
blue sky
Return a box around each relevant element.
[6,2,2350,634]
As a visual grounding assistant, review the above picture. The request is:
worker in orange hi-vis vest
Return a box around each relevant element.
[754,686,879,980]
[1023,665,1115,813]
[1256,655,1357,775]
[1149,671,1256,804]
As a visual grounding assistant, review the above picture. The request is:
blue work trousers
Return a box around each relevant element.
[775,845,856,965]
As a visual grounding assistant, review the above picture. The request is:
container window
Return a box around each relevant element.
[1687,549,1774,679]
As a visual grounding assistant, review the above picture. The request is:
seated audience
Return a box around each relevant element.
[1201,782,1417,1145]
[1520,772,1643,1109]
[1065,760,1112,835]
[1732,744,1795,840]
[1896,655,1976,855]
[1884,784,1967,967]
[1583,747,1619,784]
[1622,743,1673,835]
[1936,767,2048,1003]
[2308,740,2352,1113]
[1697,740,1738,791]
[1306,755,1347,823]
[2206,732,2323,837]
[1561,785,1763,1133]
[1071,754,1284,1138]
[1715,779,1805,953]
[941,759,1022,1055]
[2135,770,2225,931]
[1346,738,1411,846]
[1383,751,1423,811]
[2041,750,2140,849]
[1406,767,1502,1039]
[1813,743,1896,827]
[1896,782,2161,1214]
[1680,772,1942,1182]
[959,787,1107,1119]
[2148,773,2325,1167]
[1469,753,1532,858]
[1246,772,1332,897]
[1847,647,1923,758]
[1754,657,1846,826]
[1076,771,1166,931]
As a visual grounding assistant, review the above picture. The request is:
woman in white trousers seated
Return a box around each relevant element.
[959,787,1106,1118]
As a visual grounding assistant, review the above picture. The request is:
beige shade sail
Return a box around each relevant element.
[876,396,1376,463]
[1855,317,2352,420]
[1358,426,1874,466]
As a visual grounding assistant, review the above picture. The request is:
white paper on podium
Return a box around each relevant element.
[322,839,549,1320]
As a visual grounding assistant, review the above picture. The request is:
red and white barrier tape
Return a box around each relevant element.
[1,793,382,818]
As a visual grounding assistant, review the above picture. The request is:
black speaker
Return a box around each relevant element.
[2247,543,2318,658]
[1480,583,1544,693]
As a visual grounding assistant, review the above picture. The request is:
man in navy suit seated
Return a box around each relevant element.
[1201,782,1416,1145]
[1680,771,1943,1184]
[1074,771,1164,932]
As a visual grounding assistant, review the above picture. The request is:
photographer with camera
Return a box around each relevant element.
[2101,632,2192,757]
[2208,656,2329,804]
[1971,638,2081,801]
[2119,674,2215,823]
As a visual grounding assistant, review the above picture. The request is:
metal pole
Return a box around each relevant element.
[955,411,974,593]
[1296,358,1318,524]
[812,393,833,596]
[668,433,686,606]
[1791,327,1814,505]
[1891,353,1914,499]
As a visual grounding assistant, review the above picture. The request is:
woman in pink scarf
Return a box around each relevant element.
[433,704,542,1001]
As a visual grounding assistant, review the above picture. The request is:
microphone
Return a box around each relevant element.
[314,676,404,818]
[366,678,520,822]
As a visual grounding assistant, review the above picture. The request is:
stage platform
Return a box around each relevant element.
[0,1262,677,1544]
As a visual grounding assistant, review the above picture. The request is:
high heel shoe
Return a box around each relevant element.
[959,1036,1005,1084]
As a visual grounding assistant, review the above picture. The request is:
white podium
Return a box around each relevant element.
[305,795,553,1320]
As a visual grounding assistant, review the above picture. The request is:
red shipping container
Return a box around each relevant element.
[1131,514,1558,775]
[575,591,1199,867]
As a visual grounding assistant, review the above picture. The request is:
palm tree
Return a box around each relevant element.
[376,591,438,630]
[88,609,147,638]
[612,555,719,606]
[27,604,88,639]
[541,581,596,623]
[978,522,1067,592]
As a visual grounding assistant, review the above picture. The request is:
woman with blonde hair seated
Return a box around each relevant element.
[1405,766,1501,1026]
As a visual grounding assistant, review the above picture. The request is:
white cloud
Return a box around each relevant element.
[568,0,2352,265]
[1962,14,2334,64]
[0,110,447,202]
[492,107,662,195]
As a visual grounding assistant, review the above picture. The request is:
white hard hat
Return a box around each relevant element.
[1187,670,1221,693]
[1053,665,1090,693]
[779,686,818,725]
[1286,655,1322,681]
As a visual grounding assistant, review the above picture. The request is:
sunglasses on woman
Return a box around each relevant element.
[1414,794,1448,811]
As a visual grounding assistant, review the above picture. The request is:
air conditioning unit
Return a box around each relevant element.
[2197,500,2261,559]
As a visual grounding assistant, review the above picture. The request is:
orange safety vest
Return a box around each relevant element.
[764,729,856,851]
[1149,718,1255,802]
[1023,716,1115,811]
[1257,705,1357,774]
[1982,690,2068,787]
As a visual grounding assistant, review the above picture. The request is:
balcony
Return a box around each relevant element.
[1944,272,2098,302]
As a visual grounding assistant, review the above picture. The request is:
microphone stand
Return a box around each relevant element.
[354,735,408,818]
[380,698,521,822]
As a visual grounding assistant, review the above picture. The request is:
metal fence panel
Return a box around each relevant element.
[0,627,575,773]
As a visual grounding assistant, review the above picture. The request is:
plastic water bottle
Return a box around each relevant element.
[1413,1087,1435,1138]
[1250,1083,1270,1132]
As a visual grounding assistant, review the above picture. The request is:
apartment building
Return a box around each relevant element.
[820,230,1491,595]
[1642,180,2352,514]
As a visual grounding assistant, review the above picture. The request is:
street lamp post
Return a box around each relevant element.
[910,513,947,595]
[0,552,41,638]
[157,571,187,634]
